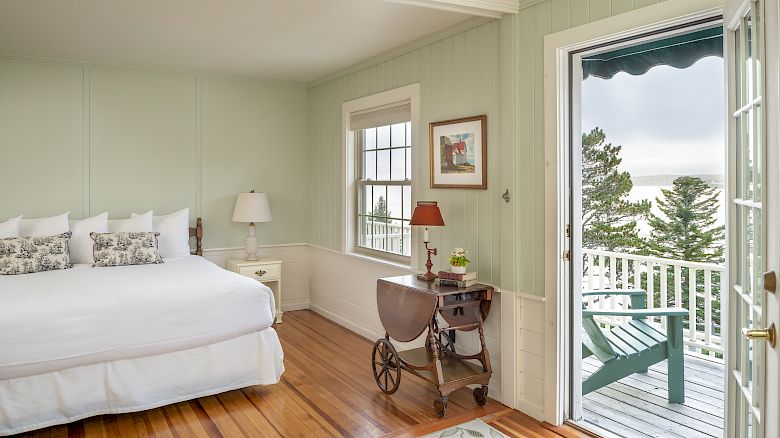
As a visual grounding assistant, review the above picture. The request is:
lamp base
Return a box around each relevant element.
[417,241,438,282]
[417,271,437,282]
[244,223,259,261]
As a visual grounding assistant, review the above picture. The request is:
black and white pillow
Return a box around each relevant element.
[91,232,164,267]
[0,232,73,275]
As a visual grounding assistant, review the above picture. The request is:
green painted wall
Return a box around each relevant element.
[0,59,308,249]
[307,0,666,293]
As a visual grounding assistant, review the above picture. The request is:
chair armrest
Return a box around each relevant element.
[581,289,646,297]
[583,307,687,318]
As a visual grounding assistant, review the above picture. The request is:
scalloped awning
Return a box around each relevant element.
[582,27,723,80]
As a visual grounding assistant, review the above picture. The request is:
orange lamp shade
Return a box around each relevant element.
[409,201,445,226]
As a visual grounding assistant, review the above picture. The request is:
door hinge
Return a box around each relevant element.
[565,224,571,238]
[563,250,571,262]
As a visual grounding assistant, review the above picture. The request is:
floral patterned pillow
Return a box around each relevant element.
[0,232,73,275]
[91,232,164,267]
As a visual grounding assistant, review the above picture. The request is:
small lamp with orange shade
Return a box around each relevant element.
[409,201,445,281]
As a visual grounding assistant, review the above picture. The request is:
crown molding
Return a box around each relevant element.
[382,0,520,18]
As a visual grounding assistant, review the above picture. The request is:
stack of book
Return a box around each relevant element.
[436,271,477,287]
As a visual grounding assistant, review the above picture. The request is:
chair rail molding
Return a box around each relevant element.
[381,0,519,18]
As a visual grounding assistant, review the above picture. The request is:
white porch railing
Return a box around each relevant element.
[582,248,725,362]
[361,219,411,255]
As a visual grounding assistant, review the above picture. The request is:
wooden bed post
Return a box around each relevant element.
[189,218,203,256]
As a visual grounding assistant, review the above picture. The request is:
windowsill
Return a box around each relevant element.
[346,249,414,272]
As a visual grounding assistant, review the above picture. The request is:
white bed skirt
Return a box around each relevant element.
[0,328,284,436]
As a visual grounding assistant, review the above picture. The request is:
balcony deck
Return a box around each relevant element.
[581,354,724,438]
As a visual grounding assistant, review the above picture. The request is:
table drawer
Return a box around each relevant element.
[239,264,281,281]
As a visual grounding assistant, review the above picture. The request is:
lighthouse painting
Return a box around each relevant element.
[429,115,487,189]
[439,133,476,174]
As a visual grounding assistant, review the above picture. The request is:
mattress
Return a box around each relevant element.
[0,255,275,380]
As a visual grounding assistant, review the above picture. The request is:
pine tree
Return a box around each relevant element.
[371,195,389,223]
[645,176,724,263]
[582,127,650,252]
[644,176,724,347]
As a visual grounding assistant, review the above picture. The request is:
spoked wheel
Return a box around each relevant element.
[473,385,488,406]
[433,397,448,418]
[372,338,401,394]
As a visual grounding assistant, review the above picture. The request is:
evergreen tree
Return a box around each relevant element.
[645,176,724,263]
[582,127,651,252]
[371,195,389,223]
[644,176,724,348]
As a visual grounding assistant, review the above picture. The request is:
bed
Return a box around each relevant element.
[0,220,285,435]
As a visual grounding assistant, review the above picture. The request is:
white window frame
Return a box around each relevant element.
[342,84,420,267]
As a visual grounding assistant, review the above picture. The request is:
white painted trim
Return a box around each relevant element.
[341,84,421,270]
[381,0,518,18]
[542,0,724,426]
[307,17,492,88]
[202,243,309,253]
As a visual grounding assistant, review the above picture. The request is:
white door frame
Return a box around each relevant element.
[541,0,725,425]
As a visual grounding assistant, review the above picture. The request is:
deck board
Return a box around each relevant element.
[580,355,725,437]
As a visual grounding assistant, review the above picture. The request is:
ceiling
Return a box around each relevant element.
[0,0,470,82]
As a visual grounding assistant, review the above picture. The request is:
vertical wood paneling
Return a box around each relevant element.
[588,0,613,21]
[611,0,636,16]
[550,0,571,32]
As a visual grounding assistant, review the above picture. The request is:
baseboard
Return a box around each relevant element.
[281,298,310,311]
[309,303,381,341]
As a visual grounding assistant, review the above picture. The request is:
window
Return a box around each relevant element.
[350,103,412,259]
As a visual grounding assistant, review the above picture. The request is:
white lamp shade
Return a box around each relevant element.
[232,192,272,223]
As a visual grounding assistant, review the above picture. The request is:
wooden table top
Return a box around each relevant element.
[377,275,494,297]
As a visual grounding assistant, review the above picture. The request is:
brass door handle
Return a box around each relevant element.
[742,323,776,348]
[255,270,267,276]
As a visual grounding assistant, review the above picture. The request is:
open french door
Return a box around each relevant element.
[724,0,779,436]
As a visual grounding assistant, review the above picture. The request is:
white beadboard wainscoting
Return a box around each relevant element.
[204,243,548,418]
[203,243,310,312]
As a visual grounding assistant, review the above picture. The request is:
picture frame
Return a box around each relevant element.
[429,115,487,189]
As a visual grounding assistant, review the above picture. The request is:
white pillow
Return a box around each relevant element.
[108,210,153,232]
[132,208,190,258]
[69,212,109,264]
[0,215,22,239]
[20,212,70,237]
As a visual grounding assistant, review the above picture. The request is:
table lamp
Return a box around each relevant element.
[232,190,272,261]
[410,201,445,281]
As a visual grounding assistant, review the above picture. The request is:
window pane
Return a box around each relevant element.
[361,185,373,217]
[391,148,406,180]
[372,185,387,221]
[387,186,402,220]
[377,126,390,148]
[406,148,412,180]
[377,149,390,180]
[364,128,376,150]
[364,151,376,180]
[400,220,411,256]
[391,123,406,148]
[406,122,412,147]
[403,186,412,220]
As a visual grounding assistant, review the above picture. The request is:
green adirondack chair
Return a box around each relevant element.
[581,289,687,403]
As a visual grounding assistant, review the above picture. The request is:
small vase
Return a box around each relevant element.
[451,265,466,274]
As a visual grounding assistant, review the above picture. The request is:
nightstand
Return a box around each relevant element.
[227,258,283,323]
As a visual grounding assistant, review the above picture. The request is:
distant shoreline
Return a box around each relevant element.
[631,174,724,188]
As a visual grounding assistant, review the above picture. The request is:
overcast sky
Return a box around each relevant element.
[581,56,725,176]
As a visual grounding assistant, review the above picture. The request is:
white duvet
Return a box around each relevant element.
[0,256,275,380]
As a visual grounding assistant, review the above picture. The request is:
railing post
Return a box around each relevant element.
[688,268,697,344]
[674,265,682,307]
[647,262,655,311]
[704,270,712,355]
[660,264,668,327]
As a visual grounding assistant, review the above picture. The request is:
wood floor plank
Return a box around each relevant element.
[22,310,575,438]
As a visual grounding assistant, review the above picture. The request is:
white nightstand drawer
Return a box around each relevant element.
[239,264,281,281]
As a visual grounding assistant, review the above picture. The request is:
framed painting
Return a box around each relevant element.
[429,115,487,189]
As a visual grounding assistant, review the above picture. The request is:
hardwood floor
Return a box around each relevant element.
[20,310,581,438]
